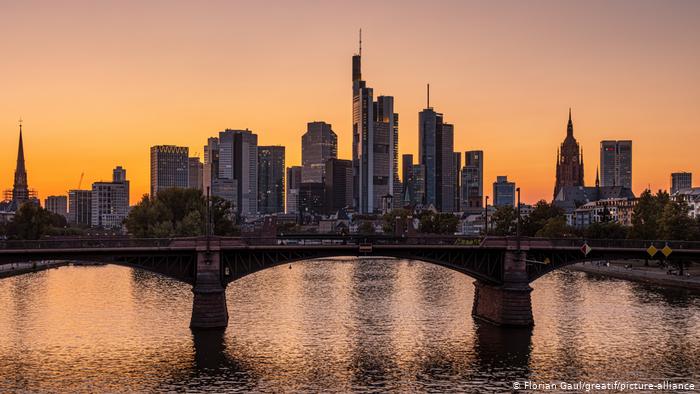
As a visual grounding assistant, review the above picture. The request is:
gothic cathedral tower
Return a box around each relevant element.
[553,109,585,199]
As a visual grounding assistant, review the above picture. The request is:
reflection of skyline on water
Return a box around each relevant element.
[0,260,699,392]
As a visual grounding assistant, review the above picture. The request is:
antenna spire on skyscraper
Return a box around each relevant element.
[359,28,362,56]
[427,83,430,108]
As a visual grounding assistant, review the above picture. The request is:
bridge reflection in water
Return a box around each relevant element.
[2,235,699,329]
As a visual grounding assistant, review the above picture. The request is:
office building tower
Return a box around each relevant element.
[188,157,203,190]
[402,154,414,204]
[418,86,454,212]
[453,152,461,211]
[600,140,632,188]
[671,172,693,194]
[203,137,220,193]
[493,176,515,207]
[68,189,92,226]
[553,109,584,199]
[299,182,325,216]
[150,145,189,198]
[411,164,426,206]
[217,129,258,218]
[45,195,68,218]
[325,158,353,214]
[461,150,484,210]
[301,122,337,183]
[352,34,399,213]
[286,166,302,214]
[258,146,285,214]
[91,166,130,229]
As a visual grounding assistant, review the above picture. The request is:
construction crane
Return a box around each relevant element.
[77,172,84,189]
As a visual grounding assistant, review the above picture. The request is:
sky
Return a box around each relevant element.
[1,0,699,204]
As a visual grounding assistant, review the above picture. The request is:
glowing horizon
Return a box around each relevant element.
[2,1,699,205]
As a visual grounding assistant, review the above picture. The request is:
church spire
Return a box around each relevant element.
[567,107,574,137]
[12,118,29,205]
[595,167,600,188]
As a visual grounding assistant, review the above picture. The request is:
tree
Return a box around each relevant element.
[584,222,628,239]
[358,221,375,235]
[5,203,69,240]
[659,199,698,241]
[124,188,235,237]
[522,200,564,236]
[417,211,458,234]
[535,216,572,238]
[629,189,669,240]
[490,205,517,236]
[382,208,411,233]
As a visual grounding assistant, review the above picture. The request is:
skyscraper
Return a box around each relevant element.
[671,172,692,194]
[461,150,484,211]
[188,157,204,190]
[352,33,399,213]
[553,109,585,199]
[493,176,515,207]
[600,140,632,188]
[419,87,454,212]
[150,145,189,197]
[301,122,337,183]
[68,189,92,226]
[217,129,258,218]
[258,146,285,214]
[453,152,461,212]
[286,166,302,214]
[411,164,426,206]
[45,195,68,218]
[203,137,220,193]
[401,154,414,204]
[91,166,130,229]
[325,158,353,214]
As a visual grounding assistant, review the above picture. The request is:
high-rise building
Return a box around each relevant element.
[352,35,399,213]
[671,172,693,194]
[402,154,414,204]
[493,176,515,207]
[68,189,92,226]
[150,145,189,197]
[258,146,285,214]
[411,164,426,206]
[217,129,258,218]
[286,166,302,214]
[301,122,337,183]
[325,158,353,214]
[45,195,68,218]
[553,109,585,199]
[188,157,203,190]
[600,140,632,188]
[461,150,484,211]
[419,87,454,212]
[453,152,461,211]
[203,137,220,193]
[299,182,325,217]
[91,166,130,229]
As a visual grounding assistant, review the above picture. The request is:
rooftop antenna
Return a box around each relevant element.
[359,28,362,56]
[18,117,22,132]
[427,84,430,108]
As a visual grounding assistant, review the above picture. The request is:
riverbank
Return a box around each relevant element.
[569,261,700,291]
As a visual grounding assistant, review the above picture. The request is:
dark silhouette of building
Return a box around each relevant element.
[461,150,484,211]
[302,122,337,183]
[553,109,585,199]
[3,120,37,211]
[286,166,302,214]
[419,85,454,212]
[258,146,285,214]
[324,159,353,214]
[671,172,692,194]
[600,140,632,188]
[352,31,399,213]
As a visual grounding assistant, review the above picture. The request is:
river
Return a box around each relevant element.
[1,258,699,392]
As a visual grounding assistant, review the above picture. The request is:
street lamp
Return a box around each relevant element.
[516,187,521,251]
[484,196,489,236]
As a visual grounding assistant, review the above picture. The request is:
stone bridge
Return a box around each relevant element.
[1,236,698,329]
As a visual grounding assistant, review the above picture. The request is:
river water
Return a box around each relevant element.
[1,258,699,393]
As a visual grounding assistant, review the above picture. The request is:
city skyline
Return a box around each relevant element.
[2,2,700,204]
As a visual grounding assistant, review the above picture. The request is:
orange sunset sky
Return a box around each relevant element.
[1,1,699,204]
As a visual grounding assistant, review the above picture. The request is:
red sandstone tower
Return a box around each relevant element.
[553,109,585,199]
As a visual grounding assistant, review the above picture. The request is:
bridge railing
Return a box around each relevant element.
[540,238,700,250]
[0,237,180,250]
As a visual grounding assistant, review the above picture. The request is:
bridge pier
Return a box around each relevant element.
[472,251,533,327]
[190,246,229,330]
